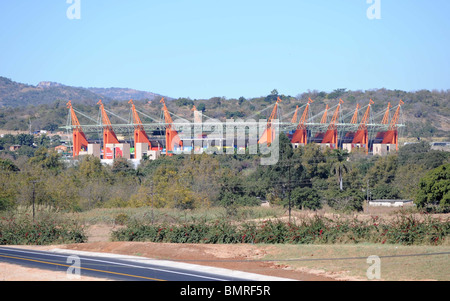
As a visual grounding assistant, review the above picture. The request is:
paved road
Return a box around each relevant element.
[0,247,290,281]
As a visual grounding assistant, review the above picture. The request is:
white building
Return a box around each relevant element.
[369,199,414,207]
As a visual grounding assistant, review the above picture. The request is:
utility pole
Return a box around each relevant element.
[150,180,154,224]
[288,164,292,223]
[367,179,370,214]
[30,180,38,222]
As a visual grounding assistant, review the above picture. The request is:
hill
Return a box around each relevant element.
[0,77,448,139]
[0,77,110,107]
[0,77,167,108]
[87,87,164,101]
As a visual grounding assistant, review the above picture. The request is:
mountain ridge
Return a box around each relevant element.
[0,77,169,108]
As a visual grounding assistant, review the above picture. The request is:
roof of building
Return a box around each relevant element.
[369,199,413,203]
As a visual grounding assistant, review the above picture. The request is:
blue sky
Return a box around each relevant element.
[0,0,449,99]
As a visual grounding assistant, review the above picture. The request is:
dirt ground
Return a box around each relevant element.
[0,223,348,281]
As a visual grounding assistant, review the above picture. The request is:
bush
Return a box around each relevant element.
[416,163,450,210]
[110,214,450,246]
[0,212,87,245]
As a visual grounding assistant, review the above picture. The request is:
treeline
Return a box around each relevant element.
[0,133,449,213]
[0,133,62,157]
[1,88,449,139]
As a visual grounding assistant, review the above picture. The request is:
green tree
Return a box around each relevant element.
[196,103,206,112]
[35,134,51,148]
[371,183,400,199]
[415,163,450,210]
[78,155,107,179]
[28,147,64,172]
[291,187,322,210]
[0,158,20,172]
[398,141,449,169]
[298,143,328,179]
[325,188,365,212]
[15,134,34,146]
[111,157,135,177]
[329,149,350,191]
[364,154,398,186]
[152,166,197,210]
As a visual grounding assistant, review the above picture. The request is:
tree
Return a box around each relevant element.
[15,134,34,147]
[364,154,398,186]
[250,133,295,201]
[78,155,107,179]
[298,143,328,179]
[265,89,279,102]
[0,161,18,211]
[35,134,51,148]
[329,149,350,190]
[325,188,365,212]
[291,187,322,210]
[327,88,347,99]
[28,147,64,172]
[152,166,197,210]
[0,158,20,172]
[196,103,206,112]
[416,163,450,211]
[371,183,400,199]
[181,154,222,207]
[398,141,449,169]
[111,157,135,177]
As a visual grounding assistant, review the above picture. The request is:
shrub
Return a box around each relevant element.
[110,214,450,246]
[0,212,87,245]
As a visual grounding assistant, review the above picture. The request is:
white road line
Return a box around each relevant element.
[0,247,296,281]
[0,247,227,281]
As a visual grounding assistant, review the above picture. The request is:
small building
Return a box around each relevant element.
[373,143,396,156]
[105,143,131,160]
[54,145,68,153]
[291,143,305,149]
[342,143,367,153]
[369,199,414,207]
[147,150,161,161]
[88,144,101,158]
[9,145,21,151]
[319,143,337,150]
[135,142,148,160]
[430,142,450,152]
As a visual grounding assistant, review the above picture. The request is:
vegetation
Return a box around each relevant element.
[0,78,449,139]
[111,214,449,246]
[0,208,86,245]
[1,133,449,215]
[416,163,450,211]
[0,128,449,246]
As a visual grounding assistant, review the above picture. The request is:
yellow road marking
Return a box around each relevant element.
[0,254,165,281]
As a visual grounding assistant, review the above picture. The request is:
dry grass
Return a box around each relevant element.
[62,205,449,281]
[262,243,450,281]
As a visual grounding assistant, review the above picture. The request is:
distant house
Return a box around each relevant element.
[9,145,21,151]
[430,142,450,152]
[369,199,414,207]
[54,145,68,153]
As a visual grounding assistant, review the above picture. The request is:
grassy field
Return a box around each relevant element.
[8,204,449,280]
[67,205,287,225]
[64,205,450,281]
[261,243,450,281]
